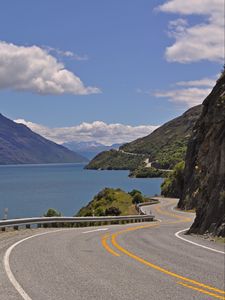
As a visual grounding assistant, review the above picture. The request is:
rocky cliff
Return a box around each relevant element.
[178,72,225,236]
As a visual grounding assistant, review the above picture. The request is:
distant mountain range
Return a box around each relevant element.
[0,113,88,165]
[63,141,122,160]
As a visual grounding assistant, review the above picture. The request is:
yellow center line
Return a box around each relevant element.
[101,224,160,257]
[101,202,224,299]
[154,205,192,222]
[177,282,225,300]
[101,234,120,257]
[110,225,225,297]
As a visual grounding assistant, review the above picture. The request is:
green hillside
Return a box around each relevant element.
[121,105,202,169]
[85,149,145,170]
[86,105,202,173]
[76,188,139,216]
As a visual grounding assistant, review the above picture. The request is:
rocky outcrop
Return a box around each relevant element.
[178,72,225,236]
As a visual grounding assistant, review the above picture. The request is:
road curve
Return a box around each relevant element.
[0,198,224,300]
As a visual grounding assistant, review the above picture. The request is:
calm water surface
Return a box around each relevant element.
[0,163,163,219]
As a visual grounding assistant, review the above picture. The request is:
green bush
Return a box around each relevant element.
[132,193,144,204]
[129,189,142,197]
[44,208,61,217]
[105,206,121,216]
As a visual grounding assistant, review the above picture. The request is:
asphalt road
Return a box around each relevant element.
[0,198,224,300]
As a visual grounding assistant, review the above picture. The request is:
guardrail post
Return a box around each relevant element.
[13,225,19,230]
[1,227,6,232]
[26,224,31,229]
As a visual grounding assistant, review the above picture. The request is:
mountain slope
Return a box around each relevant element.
[0,114,88,165]
[121,105,202,168]
[85,149,145,170]
[178,72,225,237]
[86,105,202,171]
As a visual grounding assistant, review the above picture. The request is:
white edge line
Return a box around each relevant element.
[175,228,225,255]
[3,228,74,300]
[82,228,109,234]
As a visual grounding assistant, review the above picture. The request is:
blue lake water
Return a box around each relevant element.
[0,163,163,219]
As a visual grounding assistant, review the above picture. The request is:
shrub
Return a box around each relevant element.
[132,193,144,204]
[44,208,61,217]
[95,208,105,216]
[105,206,121,216]
[129,189,142,197]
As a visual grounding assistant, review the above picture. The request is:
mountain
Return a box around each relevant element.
[86,105,202,171]
[0,113,88,165]
[177,72,225,237]
[85,149,145,171]
[120,105,202,168]
[63,141,122,160]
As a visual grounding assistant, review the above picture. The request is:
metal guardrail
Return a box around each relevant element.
[136,199,159,215]
[0,214,155,231]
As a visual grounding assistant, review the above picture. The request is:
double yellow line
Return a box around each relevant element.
[101,206,225,299]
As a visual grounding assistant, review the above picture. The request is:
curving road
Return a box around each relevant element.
[0,198,224,300]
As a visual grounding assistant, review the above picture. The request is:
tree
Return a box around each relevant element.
[132,193,144,204]
[129,189,142,197]
[95,208,105,216]
[44,208,61,217]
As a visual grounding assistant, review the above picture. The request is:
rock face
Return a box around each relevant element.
[178,73,225,236]
[0,113,88,165]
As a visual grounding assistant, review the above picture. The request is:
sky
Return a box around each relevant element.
[0,0,224,145]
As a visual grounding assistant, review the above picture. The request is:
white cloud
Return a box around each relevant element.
[155,88,211,107]
[14,119,158,146]
[154,76,216,107]
[157,0,224,63]
[175,77,216,88]
[43,46,89,61]
[0,41,100,95]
